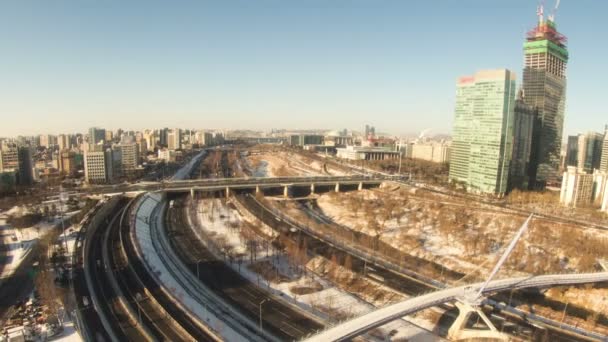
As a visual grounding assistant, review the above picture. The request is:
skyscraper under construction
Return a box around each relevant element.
[523,5,568,188]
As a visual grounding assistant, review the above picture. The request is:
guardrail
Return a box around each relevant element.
[81,196,122,342]
[131,193,271,342]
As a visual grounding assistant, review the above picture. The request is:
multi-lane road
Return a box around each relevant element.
[76,196,217,341]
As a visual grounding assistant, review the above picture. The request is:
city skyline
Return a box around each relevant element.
[1,1,607,137]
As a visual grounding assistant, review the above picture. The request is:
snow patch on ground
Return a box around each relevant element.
[190,198,442,340]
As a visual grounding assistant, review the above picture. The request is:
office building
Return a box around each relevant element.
[336,145,399,161]
[565,135,579,167]
[579,132,603,173]
[510,92,538,189]
[17,147,34,186]
[159,128,169,147]
[89,127,106,146]
[289,134,324,147]
[84,149,113,184]
[364,125,376,138]
[565,132,603,173]
[448,69,516,195]
[410,142,451,163]
[523,11,569,187]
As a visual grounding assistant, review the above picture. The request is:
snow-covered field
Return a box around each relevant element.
[285,186,608,324]
[188,198,442,340]
[0,210,61,281]
[244,151,351,178]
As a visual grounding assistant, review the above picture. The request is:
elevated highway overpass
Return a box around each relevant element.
[85,175,394,195]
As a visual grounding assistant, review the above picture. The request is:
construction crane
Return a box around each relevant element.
[548,0,561,22]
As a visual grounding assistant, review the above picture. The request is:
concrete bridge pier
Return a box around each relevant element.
[335,182,340,193]
[358,182,363,191]
[310,183,315,194]
[255,185,261,194]
[190,188,195,198]
[447,301,507,341]
[225,187,231,198]
[284,185,289,198]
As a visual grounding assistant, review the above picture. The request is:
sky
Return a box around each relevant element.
[0,0,606,137]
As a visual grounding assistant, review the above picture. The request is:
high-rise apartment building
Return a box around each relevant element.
[600,125,608,173]
[0,146,33,186]
[560,166,594,207]
[58,134,71,151]
[523,11,569,187]
[168,128,181,150]
[119,143,139,177]
[0,146,19,172]
[159,128,169,147]
[449,69,516,195]
[58,150,77,175]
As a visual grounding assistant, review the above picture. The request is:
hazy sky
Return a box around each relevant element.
[0,0,606,137]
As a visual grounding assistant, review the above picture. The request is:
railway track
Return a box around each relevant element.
[236,194,600,341]
[166,195,325,341]
[117,196,218,341]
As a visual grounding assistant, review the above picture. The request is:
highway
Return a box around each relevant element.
[166,195,325,341]
[84,197,143,341]
[71,201,112,341]
[80,195,218,341]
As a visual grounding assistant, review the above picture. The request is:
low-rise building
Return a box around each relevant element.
[410,142,451,163]
[336,145,399,161]
[290,134,324,147]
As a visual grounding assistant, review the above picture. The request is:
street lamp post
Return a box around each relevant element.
[59,189,69,254]
[259,299,268,331]
[397,149,403,175]
[134,293,148,324]
[196,259,203,279]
